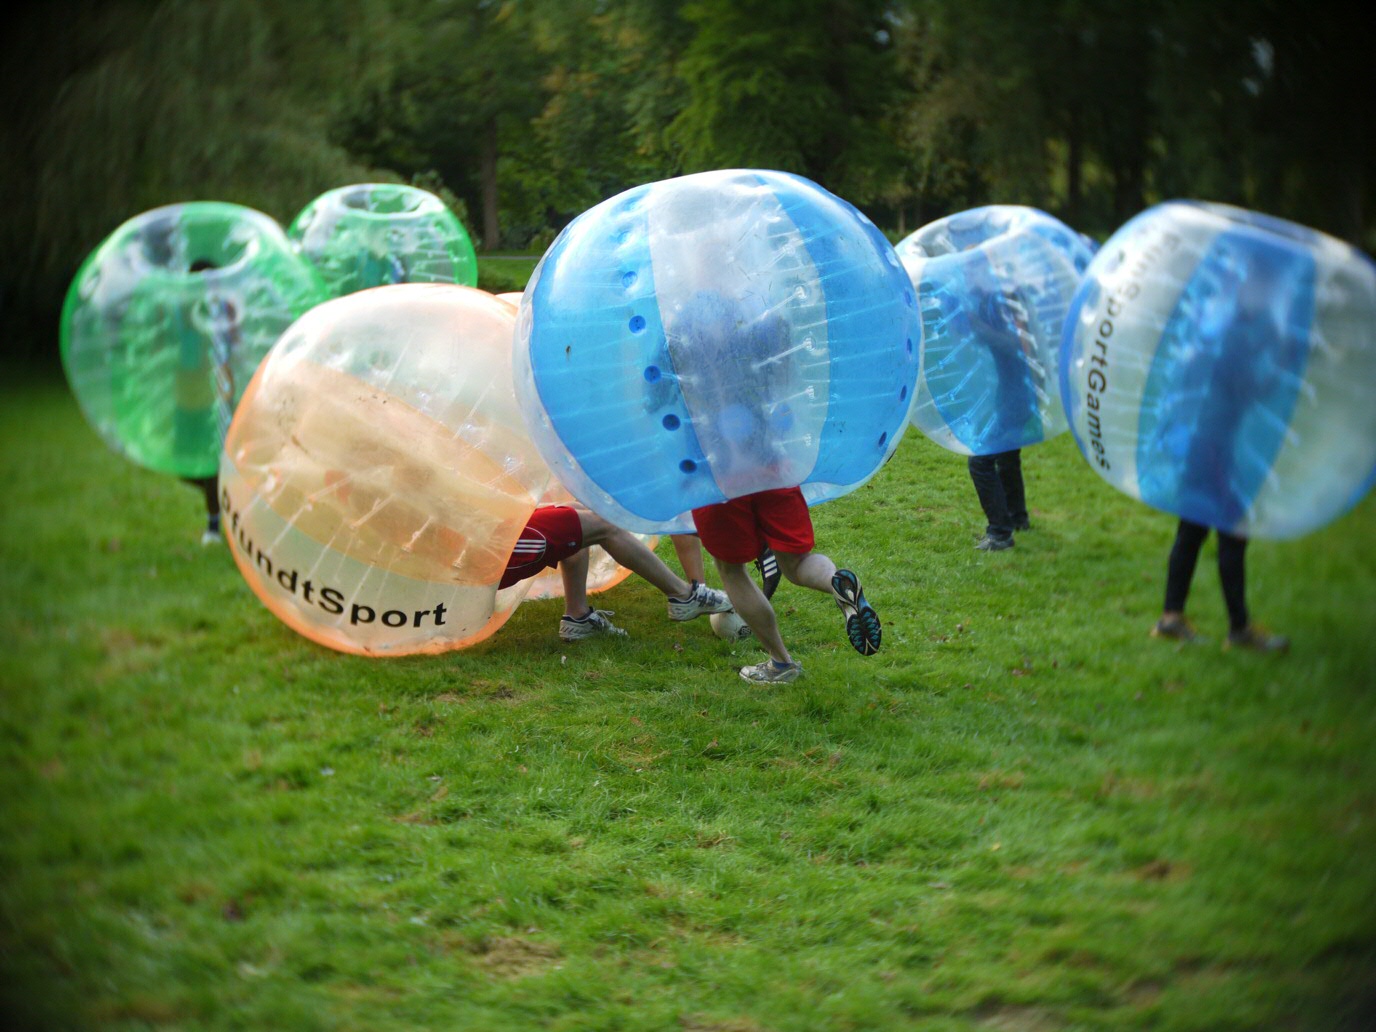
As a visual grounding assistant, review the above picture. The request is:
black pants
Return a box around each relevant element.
[183,476,220,527]
[1164,519,1249,632]
[968,450,1026,540]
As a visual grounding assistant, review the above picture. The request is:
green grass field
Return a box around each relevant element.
[2,365,1374,1031]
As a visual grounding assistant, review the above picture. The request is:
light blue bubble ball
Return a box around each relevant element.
[1060,200,1376,539]
[896,205,1096,456]
[514,170,921,534]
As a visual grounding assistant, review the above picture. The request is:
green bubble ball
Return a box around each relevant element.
[60,201,329,479]
[288,183,479,297]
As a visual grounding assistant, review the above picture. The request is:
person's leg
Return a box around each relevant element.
[577,508,731,618]
[558,548,593,619]
[555,547,627,640]
[716,560,791,664]
[968,454,1013,547]
[1216,531,1289,652]
[996,450,1028,529]
[1164,520,1208,615]
[578,509,690,598]
[774,549,837,593]
[1215,531,1249,634]
[775,550,881,656]
[187,476,221,543]
[1154,519,1208,640]
[670,534,708,585]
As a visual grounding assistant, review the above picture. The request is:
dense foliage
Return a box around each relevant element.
[2,0,1372,355]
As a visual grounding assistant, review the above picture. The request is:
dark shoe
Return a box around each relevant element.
[1013,517,1031,532]
[975,533,1014,552]
[1150,615,1203,644]
[754,547,781,600]
[831,569,881,656]
[1225,626,1290,654]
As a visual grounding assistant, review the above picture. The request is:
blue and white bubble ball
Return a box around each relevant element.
[514,170,921,534]
[1061,200,1376,539]
[896,205,1096,455]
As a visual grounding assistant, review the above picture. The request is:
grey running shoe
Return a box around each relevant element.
[1225,625,1290,654]
[831,569,881,656]
[975,533,1014,551]
[667,581,733,621]
[559,609,628,642]
[739,659,803,684]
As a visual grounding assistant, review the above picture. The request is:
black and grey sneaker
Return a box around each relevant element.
[755,547,781,600]
[975,533,1014,551]
[1151,615,1203,643]
[667,581,733,621]
[1225,625,1289,654]
[831,569,881,656]
[559,609,628,642]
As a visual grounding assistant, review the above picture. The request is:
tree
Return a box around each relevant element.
[0,0,397,355]
[663,0,908,209]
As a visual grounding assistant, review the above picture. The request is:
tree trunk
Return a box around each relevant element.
[1065,104,1083,228]
[481,113,499,250]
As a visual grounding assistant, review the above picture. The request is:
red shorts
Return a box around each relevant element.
[691,487,814,564]
[499,505,585,589]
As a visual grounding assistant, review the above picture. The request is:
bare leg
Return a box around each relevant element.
[716,560,790,664]
[670,534,708,584]
[576,509,690,599]
[558,548,593,619]
[774,550,837,594]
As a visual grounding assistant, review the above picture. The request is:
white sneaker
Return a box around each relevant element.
[559,609,628,642]
[739,659,803,684]
[201,528,223,546]
[666,581,733,622]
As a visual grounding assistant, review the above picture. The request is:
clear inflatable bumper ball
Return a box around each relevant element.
[60,202,328,478]
[514,169,921,534]
[220,284,552,656]
[1061,200,1376,538]
[896,205,1096,456]
[289,183,479,298]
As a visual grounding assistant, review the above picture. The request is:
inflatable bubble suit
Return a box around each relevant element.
[494,288,649,601]
[1061,200,1376,539]
[514,169,921,535]
[220,284,554,656]
[289,183,479,298]
[60,202,329,478]
[895,205,1096,455]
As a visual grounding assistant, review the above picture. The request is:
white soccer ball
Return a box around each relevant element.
[710,611,753,641]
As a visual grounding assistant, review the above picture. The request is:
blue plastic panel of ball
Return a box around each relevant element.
[515,170,919,534]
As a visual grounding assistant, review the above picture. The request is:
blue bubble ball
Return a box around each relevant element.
[895,205,1096,455]
[514,169,921,534]
[1061,200,1376,539]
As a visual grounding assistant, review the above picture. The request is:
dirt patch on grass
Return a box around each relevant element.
[680,1015,774,1032]
[472,935,561,979]
[973,1002,1063,1031]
